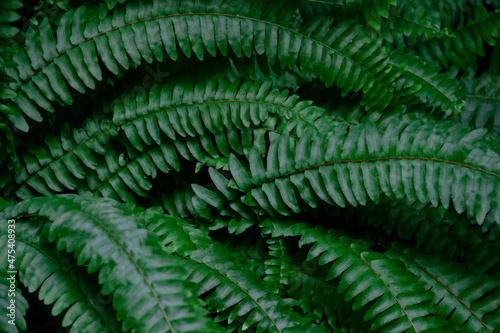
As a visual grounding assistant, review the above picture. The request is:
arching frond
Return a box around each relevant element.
[1,1,499,331]
[195,120,500,224]
[7,0,440,129]
[460,72,500,134]
[140,210,329,333]
[260,219,451,332]
[10,76,326,202]
[0,195,222,333]
[390,245,500,332]
[0,219,121,333]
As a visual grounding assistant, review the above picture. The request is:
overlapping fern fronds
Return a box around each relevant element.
[1,0,500,332]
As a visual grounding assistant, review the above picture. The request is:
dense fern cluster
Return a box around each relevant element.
[1,0,500,332]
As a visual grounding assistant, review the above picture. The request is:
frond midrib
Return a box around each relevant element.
[177,254,282,333]
[338,237,418,332]
[246,156,500,193]
[399,250,493,332]
[85,212,176,332]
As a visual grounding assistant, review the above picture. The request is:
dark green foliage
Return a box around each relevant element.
[1,0,499,332]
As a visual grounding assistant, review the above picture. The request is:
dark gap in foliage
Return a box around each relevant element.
[20,281,62,333]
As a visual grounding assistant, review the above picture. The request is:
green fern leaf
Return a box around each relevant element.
[197,120,500,224]
[261,219,451,332]
[390,245,500,332]
[390,53,464,115]
[1,195,222,333]
[413,6,500,69]
[0,219,121,332]
[142,210,328,333]
[345,198,500,275]
[7,0,418,127]
[460,72,500,133]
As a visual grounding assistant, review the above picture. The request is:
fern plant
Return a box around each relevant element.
[1,0,500,332]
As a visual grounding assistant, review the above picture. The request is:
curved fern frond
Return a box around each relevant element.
[0,219,121,332]
[0,268,28,333]
[460,72,500,134]
[260,219,451,332]
[345,198,500,275]
[389,3,453,43]
[0,195,222,333]
[389,53,464,115]
[390,245,500,332]
[196,120,500,224]
[11,76,324,200]
[6,0,427,128]
[413,6,500,69]
[141,210,329,333]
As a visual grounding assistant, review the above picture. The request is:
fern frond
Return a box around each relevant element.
[390,3,453,43]
[184,244,329,333]
[6,0,422,127]
[11,76,326,201]
[1,195,222,333]
[413,6,500,69]
[389,53,464,115]
[196,120,500,224]
[390,245,500,332]
[261,219,451,332]
[140,210,329,333]
[460,72,500,134]
[0,268,27,333]
[0,219,121,332]
[287,271,368,332]
[345,198,500,275]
